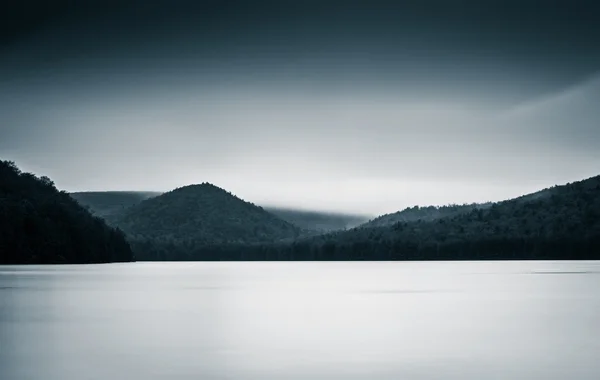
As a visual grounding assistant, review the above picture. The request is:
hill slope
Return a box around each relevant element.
[160,174,600,261]
[0,161,133,264]
[112,183,302,259]
[60,174,600,262]
[70,190,368,234]
[360,203,491,228]
[280,174,600,260]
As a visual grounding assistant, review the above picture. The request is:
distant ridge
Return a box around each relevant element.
[264,207,370,233]
[64,173,600,261]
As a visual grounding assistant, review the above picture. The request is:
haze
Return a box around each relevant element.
[1,0,599,215]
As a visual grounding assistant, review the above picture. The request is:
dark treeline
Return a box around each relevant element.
[6,157,598,263]
[130,175,600,261]
[132,236,600,261]
[0,161,134,264]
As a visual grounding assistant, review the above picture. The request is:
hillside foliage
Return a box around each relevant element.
[111,184,302,259]
[71,191,369,235]
[0,161,134,264]
[130,175,600,261]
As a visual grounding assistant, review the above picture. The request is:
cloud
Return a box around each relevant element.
[1,0,599,214]
[2,76,598,189]
[496,73,600,153]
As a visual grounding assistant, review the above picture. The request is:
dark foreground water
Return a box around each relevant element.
[1,261,600,380]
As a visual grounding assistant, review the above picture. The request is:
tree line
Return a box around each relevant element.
[129,175,600,261]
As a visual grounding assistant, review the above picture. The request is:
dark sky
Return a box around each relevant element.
[1,0,599,214]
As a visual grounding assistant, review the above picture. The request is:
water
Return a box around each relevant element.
[1,261,600,380]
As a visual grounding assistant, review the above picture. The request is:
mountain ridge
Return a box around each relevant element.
[281,173,600,260]
[65,173,600,261]
[128,173,600,261]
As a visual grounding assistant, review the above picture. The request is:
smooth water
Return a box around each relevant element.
[1,261,600,380]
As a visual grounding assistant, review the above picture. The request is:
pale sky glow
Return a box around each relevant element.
[5,80,598,215]
[1,0,599,215]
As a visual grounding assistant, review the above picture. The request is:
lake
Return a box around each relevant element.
[1,261,600,380]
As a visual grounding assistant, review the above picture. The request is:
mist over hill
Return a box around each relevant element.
[259,207,369,233]
[70,191,369,234]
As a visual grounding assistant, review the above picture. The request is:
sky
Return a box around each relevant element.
[1,0,599,215]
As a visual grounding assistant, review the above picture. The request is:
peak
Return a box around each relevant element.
[174,183,225,192]
[160,183,238,201]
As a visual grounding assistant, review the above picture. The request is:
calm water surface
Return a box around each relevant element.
[1,261,600,380]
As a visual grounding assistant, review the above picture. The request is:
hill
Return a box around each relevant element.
[157,174,600,261]
[360,203,492,228]
[70,190,368,234]
[263,207,370,233]
[0,161,133,264]
[271,174,600,261]
[111,183,302,260]
[59,174,600,261]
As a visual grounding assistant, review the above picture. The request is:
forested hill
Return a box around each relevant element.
[58,173,600,262]
[274,174,600,261]
[113,184,302,258]
[71,191,368,234]
[360,203,492,228]
[147,174,600,261]
[0,161,134,264]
